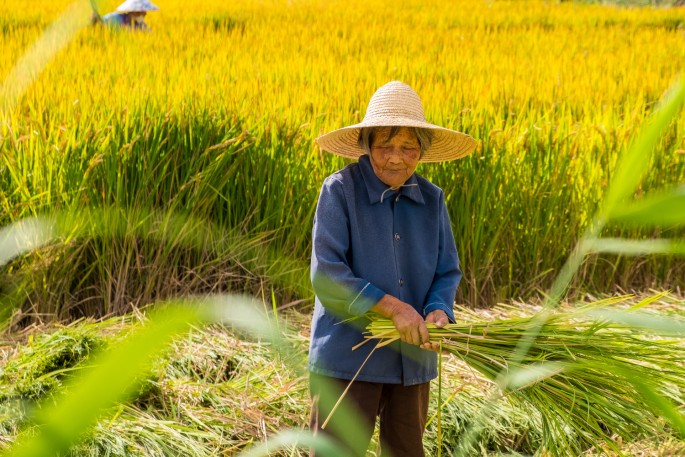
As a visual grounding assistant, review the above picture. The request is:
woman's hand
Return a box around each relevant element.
[371,295,429,346]
[421,310,449,352]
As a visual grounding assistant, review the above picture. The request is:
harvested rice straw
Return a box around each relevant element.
[362,294,685,456]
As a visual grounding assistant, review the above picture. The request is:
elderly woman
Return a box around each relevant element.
[309,81,477,456]
[98,0,159,32]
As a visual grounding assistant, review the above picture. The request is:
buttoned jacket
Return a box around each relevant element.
[308,154,461,385]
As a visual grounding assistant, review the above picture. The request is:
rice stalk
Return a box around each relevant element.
[363,294,685,456]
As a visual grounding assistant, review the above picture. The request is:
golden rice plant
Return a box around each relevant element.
[2,0,685,312]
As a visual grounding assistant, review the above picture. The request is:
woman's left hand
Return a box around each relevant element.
[421,310,449,352]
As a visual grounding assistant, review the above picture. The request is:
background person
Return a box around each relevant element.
[97,0,160,32]
[308,81,477,456]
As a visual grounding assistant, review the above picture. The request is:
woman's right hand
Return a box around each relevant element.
[371,295,429,346]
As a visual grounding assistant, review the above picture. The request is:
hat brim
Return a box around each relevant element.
[116,1,159,12]
[117,6,159,12]
[316,118,478,163]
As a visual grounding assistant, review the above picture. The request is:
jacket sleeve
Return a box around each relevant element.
[311,176,386,317]
[422,192,461,323]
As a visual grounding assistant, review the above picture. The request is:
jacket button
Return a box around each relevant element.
[399,278,404,287]
[394,233,400,241]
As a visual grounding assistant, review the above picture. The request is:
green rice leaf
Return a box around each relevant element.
[581,238,685,256]
[501,362,567,391]
[626,291,673,311]
[587,308,685,336]
[0,217,54,267]
[601,78,685,218]
[608,185,685,228]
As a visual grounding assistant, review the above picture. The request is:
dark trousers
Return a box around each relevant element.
[309,373,430,457]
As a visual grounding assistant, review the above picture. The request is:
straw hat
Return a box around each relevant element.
[116,0,160,12]
[316,81,477,163]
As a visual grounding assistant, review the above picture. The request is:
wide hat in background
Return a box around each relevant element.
[316,81,478,163]
[116,0,160,12]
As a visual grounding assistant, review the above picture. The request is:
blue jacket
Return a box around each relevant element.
[308,154,462,386]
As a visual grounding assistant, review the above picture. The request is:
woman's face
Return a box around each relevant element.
[369,127,421,188]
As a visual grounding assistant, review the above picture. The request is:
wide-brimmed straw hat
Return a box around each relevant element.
[116,0,160,13]
[316,81,477,163]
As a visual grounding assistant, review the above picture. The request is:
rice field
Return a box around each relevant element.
[1,0,685,316]
[2,0,685,455]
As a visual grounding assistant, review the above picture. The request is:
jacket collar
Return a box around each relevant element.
[358,154,425,205]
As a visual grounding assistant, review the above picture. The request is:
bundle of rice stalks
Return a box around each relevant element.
[364,295,685,456]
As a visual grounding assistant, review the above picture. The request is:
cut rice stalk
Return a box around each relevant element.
[363,295,685,456]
